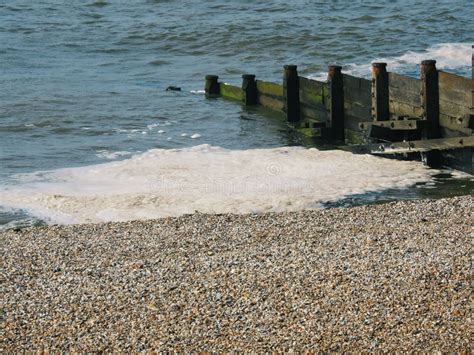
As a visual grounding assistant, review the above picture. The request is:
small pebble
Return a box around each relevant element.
[1,195,472,352]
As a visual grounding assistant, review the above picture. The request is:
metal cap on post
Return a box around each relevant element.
[205,75,220,96]
[283,65,300,122]
[371,62,389,121]
[242,74,257,106]
[327,65,345,141]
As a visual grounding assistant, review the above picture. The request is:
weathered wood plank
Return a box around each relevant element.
[343,74,371,107]
[300,103,328,121]
[300,90,324,106]
[343,136,474,154]
[299,77,326,107]
[439,71,471,104]
[299,76,325,92]
[358,120,425,131]
[388,73,420,92]
[344,100,371,120]
[389,100,423,117]
[388,72,420,107]
[438,72,471,120]
[220,83,243,101]
[258,94,284,111]
[441,147,473,174]
[439,113,472,133]
[439,88,471,107]
[439,99,470,119]
[256,80,283,98]
[344,114,368,132]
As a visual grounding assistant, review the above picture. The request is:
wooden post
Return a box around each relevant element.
[420,60,441,167]
[242,74,257,105]
[470,45,474,129]
[328,65,345,141]
[283,65,300,122]
[371,62,389,121]
[205,75,220,96]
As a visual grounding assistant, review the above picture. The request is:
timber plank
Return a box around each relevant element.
[344,114,368,131]
[299,77,326,107]
[439,71,471,96]
[343,136,474,154]
[439,99,470,119]
[343,74,371,107]
[358,120,425,131]
[439,88,471,106]
[300,103,328,121]
[389,100,422,117]
[258,94,284,111]
[300,90,325,106]
[388,73,420,93]
[256,80,283,98]
[299,76,325,92]
[388,72,420,107]
[344,100,371,120]
[439,113,472,133]
[220,83,243,101]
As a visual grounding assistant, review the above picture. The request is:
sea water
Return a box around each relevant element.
[0,1,473,228]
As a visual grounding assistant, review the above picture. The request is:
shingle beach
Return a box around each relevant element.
[1,195,472,352]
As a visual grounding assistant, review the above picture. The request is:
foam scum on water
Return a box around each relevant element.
[1,196,472,352]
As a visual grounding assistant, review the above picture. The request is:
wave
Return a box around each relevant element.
[0,145,436,225]
[309,43,472,80]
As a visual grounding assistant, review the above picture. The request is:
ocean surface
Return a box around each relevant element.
[0,0,473,228]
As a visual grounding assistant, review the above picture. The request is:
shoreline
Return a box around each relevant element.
[2,195,472,351]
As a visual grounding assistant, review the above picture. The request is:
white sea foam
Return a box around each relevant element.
[147,123,159,130]
[0,145,437,224]
[190,133,201,139]
[95,150,133,160]
[309,43,472,81]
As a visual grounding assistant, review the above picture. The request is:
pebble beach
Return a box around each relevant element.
[1,195,472,352]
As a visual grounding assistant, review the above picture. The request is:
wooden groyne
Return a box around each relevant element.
[204,55,473,173]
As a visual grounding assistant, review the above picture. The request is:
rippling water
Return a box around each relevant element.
[0,1,472,228]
